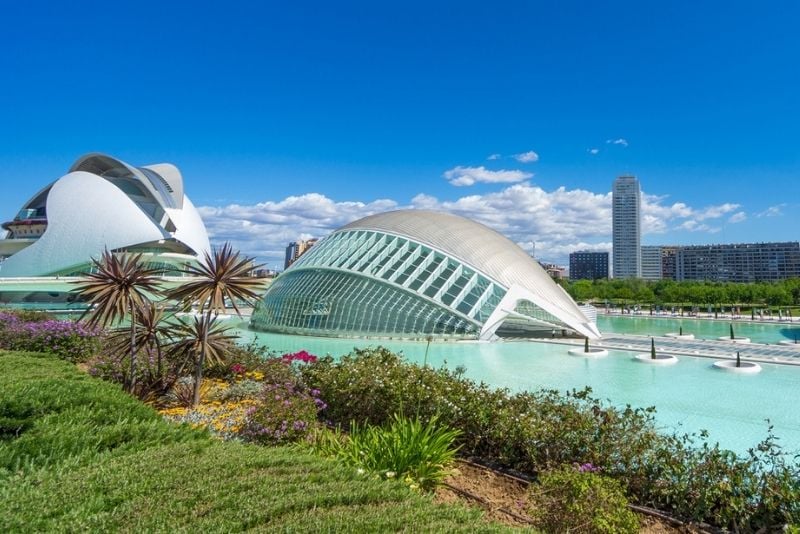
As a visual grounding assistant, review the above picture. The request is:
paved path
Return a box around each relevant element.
[540,334,800,366]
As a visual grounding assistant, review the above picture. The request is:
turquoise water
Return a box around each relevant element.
[231,321,800,456]
[598,315,800,344]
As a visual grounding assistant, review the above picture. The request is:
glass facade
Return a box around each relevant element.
[251,229,508,338]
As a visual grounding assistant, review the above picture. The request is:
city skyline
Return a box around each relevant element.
[1,2,798,267]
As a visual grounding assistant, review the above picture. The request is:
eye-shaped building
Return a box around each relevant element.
[0,153,210,277]
[251,210,600,340]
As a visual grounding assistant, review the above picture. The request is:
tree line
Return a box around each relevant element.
[562,278,800,307]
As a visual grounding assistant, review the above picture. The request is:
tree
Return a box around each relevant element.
[167,315,239,391]
[106,302,178,397]
[166,243,265,405]
[73,250,162,393]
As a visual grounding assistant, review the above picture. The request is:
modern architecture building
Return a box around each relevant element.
[612,176,641,278]
[568,251,609,281]
[284,238,318,269]
[675,242,800,282]
[640,245,664,281]
[252,210,600,340]
[0,153,210,278]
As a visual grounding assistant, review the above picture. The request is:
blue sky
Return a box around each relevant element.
[1,1,798,267]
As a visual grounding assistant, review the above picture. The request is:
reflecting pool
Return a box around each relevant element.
[231,321,800,456]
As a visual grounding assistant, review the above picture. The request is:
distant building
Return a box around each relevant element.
[661,246,678,281]
[676,242,800,282]
[538,261,567,280]
[612,176,641,278]
[641,246,663,281]
[284,238,318,269]
[569,251,609,281]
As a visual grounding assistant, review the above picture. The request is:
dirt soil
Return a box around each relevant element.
[435,461,701,533]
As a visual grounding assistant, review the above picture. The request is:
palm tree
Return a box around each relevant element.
[73,250,162,392]
[106,302,177,396]
[167,315,239,395]
[166,243,265,405]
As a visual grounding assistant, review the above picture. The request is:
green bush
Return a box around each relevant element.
[526,466,639,534]
[316,414,461,492]
[239,380,326,445]
[301,347,800,531]
[0,311,103,363]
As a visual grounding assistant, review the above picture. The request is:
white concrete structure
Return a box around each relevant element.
[0,153,210,277]
[635,353,679,365]
[252,209,600,340]
[612,176,642,278]
[713,360,762,373]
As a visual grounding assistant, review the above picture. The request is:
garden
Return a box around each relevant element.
[1,246,799,533]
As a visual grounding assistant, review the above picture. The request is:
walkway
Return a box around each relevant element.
[542,334,800,366]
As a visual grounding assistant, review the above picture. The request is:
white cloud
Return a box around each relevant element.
[198,186,744,267]
[196,194,398,267]
[757,204,786,218]
[513,150,539,163]
[728,211,747,224]
[606,138,629,147]
[677,220,721,233]
[487,153,501,160]
[588,148,600,155]
[442,165,533,187]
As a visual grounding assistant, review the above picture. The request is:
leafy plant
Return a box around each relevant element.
[0,310,103,362]
[72,250,162,392]
[165,243,265,406]
[525,465,639,534]
[325,414,461,492]
[217,379,263,402]
[240,381,325,445]
[166,315,238,378]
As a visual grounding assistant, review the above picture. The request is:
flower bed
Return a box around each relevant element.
[0,310,103,362]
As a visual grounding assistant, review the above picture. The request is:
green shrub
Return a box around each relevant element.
[216,378,262,402]
[526,465,639,534]
[301,346,800,531]
[316,414,461,492]
[239,381,326,445]
[0,311,103,363]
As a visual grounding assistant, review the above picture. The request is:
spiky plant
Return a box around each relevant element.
[679,326,683,336]
[730,323,735,340]
[166,315,238,379]
[584,337,590,353]
[165,243,265,405]
[650,338,656,359]
[736,351,741,368]
[73,250,162,392]
[106,302,179,396]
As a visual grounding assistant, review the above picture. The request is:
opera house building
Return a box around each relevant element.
[252,210,599,340]
[0,153,210,279]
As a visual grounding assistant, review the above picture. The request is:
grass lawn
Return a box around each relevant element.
[0,351,518,532]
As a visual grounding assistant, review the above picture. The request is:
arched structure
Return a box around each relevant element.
[0,153,210,277]
[251,210,600,340]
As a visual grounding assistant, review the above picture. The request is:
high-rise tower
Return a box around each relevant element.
[612,176,641,278]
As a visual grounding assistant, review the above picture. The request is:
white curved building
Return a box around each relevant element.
[0,153,210,277]
[252,210,600,340]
